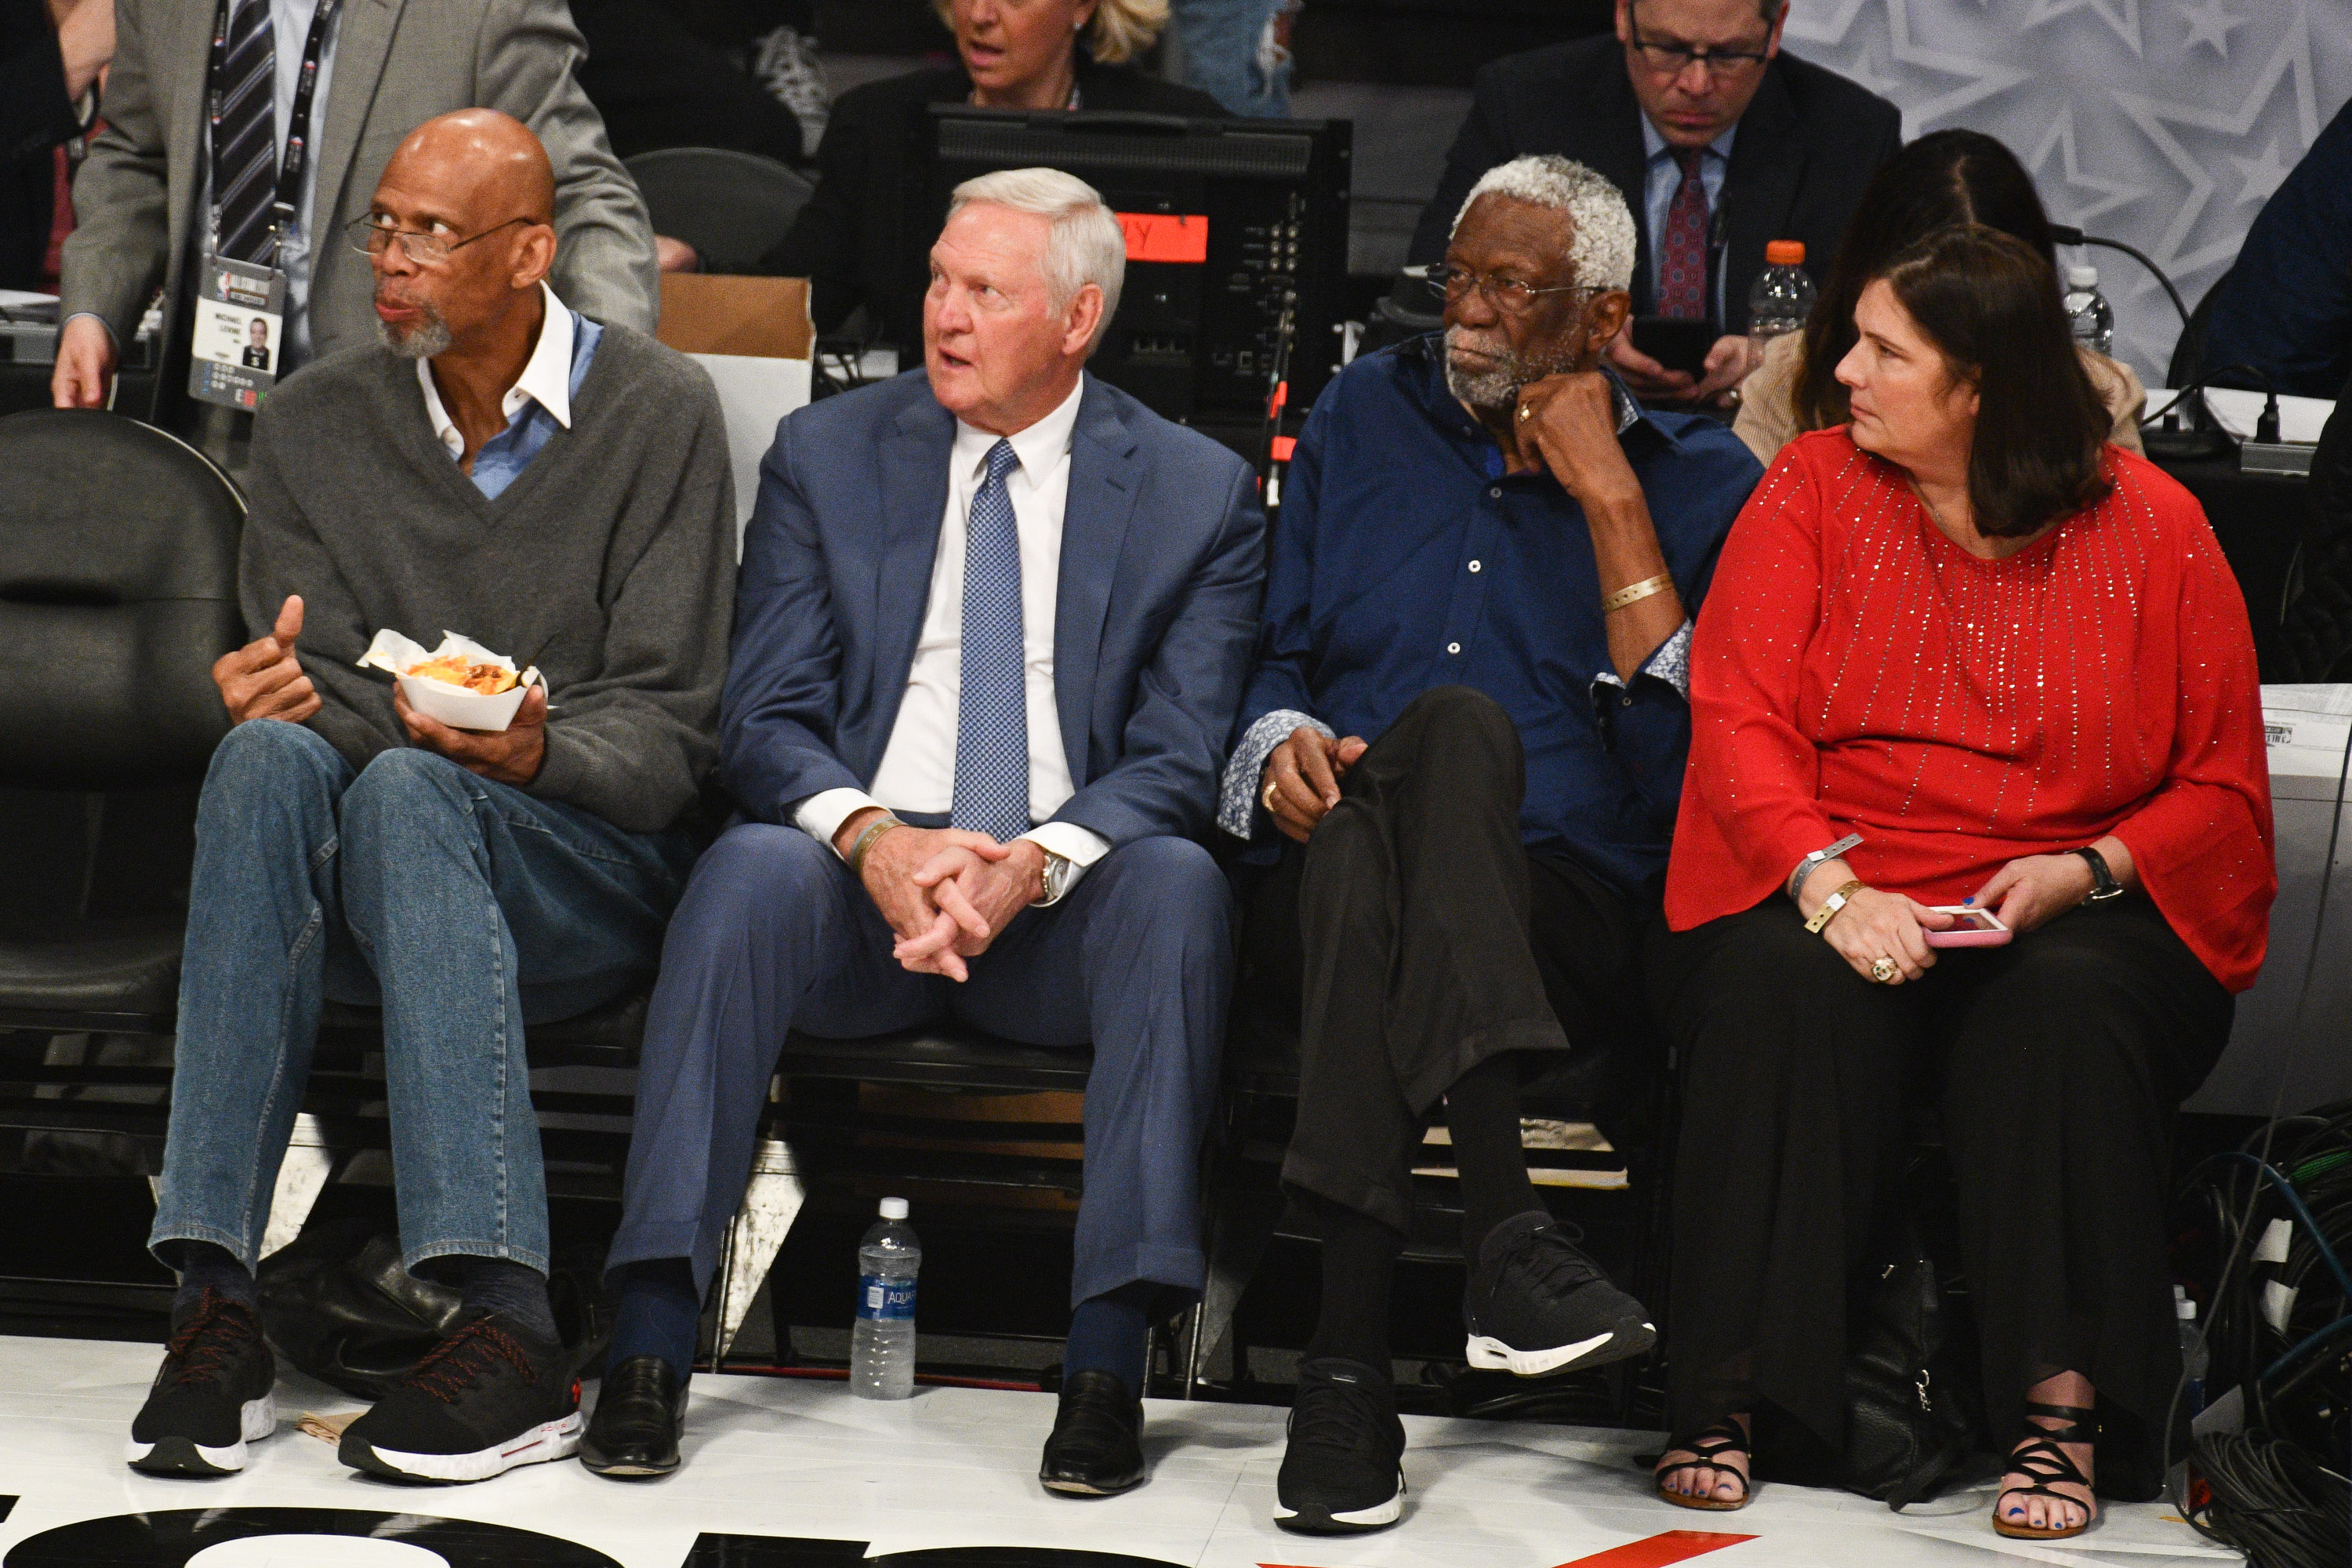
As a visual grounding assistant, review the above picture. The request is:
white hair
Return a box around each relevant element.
[1450,154,1638,293]
[948,167,1127,354]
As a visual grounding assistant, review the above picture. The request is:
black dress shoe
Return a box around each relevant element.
[580,1354,687,1479]
[1038,1369,1145,1496]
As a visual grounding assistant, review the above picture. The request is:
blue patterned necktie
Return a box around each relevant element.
[210,0,280,263]
[951,439,1029,840]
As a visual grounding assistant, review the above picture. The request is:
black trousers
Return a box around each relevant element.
[1650,894,2231,1461]
[1243,687,1660,1233]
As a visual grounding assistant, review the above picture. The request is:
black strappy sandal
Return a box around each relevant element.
[1993,1402,2099,1541]
[1655,1421,1753,1512]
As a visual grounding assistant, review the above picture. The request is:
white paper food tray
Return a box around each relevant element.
[357,629,544,733]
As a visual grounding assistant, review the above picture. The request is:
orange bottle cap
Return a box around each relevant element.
[1766,240,1806,266]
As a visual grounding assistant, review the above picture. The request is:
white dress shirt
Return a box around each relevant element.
[416,281,578,455]
[794,376,1112,887]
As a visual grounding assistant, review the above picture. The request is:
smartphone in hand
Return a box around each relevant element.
[1923,906,2013,948]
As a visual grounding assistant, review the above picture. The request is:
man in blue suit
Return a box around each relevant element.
[586,167,1266,1495]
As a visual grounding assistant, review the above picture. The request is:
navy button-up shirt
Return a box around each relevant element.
[1225,336,1762,892]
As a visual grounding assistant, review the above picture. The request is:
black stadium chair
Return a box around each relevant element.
[626,147,815,275]
[0,410,245,1190]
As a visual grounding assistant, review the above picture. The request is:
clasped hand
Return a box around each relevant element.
[845,812,1045,980]
[1261,727,1370,842]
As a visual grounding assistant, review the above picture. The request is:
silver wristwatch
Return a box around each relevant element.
[1036,848,1078,907]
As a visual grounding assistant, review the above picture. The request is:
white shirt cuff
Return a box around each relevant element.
[793,788,887,858]
[1021,820,1112,902]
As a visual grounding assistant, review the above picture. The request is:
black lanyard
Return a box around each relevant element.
[206,0,341,256]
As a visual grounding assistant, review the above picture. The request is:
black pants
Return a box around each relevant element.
[1650,895,2231,1460]
[1243,687,1660,1233]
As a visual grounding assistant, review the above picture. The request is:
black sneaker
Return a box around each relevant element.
[338,1312,582,1483]
[1273,1357,1406,1535]
[1464,1210,1655,1376]
[125,1288,278,1476]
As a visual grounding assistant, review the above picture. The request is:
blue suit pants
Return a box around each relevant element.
[607,824,1235,1304]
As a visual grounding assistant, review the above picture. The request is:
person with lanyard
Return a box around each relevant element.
[53,0,656,444]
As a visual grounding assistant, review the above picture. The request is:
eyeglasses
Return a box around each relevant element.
[347,213,534,265]
[1628,35,1773,77]
[1432,263,1593,314]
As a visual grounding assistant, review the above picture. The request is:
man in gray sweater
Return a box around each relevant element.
[129,111,735,1488]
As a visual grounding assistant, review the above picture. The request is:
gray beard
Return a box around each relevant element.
[1443,326,1575,414]
[379,310,453,360]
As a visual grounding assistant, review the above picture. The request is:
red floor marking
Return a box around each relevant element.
[1553,1530,1761,1567]
[1260,1532,1758,1568]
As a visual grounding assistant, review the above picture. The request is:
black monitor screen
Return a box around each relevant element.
[914,107,1353,425]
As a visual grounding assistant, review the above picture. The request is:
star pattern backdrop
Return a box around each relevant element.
[1781,0,2352,386]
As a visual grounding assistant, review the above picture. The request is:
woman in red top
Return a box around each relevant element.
[1650,227,2274,1540]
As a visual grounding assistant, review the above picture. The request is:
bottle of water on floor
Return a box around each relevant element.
[2064,266,2114,358]
[852,1196,920,1399]
[1747,240,1817,358]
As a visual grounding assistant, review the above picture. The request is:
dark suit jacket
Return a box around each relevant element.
[1,0,78,290]
[722,370,1267,848]
[1407,36,1902,334]
[760,59,1227,347]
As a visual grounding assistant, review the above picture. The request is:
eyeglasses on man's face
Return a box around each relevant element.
[1626,30,1773,78]
[347,213,533,265]
[1432,263,1594,314]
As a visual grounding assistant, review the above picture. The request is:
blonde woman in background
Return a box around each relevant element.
[760,0,1226,349]
[1733,129,2144,466]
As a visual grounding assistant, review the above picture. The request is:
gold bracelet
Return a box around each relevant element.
[1803,878,1866,935]
[845,815,902,877]
[1602,573,1675,615]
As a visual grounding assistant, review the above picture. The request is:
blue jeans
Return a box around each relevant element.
[1171,0,1290,118]
[150,720,696,1276]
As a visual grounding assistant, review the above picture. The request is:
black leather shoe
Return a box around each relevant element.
[580,1355,687,1479]
[1038,1369,1145,1496]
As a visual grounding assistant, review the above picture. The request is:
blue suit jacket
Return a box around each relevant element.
[721,370,1268,848]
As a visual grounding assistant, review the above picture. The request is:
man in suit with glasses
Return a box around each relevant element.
[1404,0,1900,409]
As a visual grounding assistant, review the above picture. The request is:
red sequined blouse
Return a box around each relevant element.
[1665,430,2276,992]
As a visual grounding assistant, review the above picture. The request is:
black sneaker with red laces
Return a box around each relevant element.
[338,1311,583,1483]
[125,1287,279,1476]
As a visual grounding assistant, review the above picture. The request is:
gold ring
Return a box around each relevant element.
[1262,777,1281,812]
[1518,401,1534,422]
[1871,956,1899,984]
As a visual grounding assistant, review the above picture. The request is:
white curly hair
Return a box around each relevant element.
[1450,154,1639,293]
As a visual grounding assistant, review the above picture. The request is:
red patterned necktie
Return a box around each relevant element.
[1657,146,1709,321]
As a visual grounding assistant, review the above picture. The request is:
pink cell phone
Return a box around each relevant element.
[1924,906,2012,947]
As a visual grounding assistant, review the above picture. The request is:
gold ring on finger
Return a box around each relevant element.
[1262,777,1282,812]
[1871,956,1899,984]
[1518,401,1535,422]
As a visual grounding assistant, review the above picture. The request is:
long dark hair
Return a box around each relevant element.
[1792,129,2060,432]
[1878,227,2112,538]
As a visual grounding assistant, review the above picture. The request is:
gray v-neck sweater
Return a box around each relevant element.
[239,323,735,833]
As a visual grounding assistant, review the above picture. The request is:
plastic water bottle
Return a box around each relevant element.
[1747,239,1817,358]
[2064,265,2114,358]
[851,1196,920,1399]
[2176,1287,2207,1418]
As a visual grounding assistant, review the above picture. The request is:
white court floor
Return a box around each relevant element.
[0,1334,2242,1568]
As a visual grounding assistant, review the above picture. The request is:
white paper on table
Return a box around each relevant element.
[2149,387,2336,445]
[357,628,545,733]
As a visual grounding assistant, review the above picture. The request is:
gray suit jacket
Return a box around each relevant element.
[60,0,658,364]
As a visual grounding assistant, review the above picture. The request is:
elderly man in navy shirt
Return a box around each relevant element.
[1229,154,1761,1536]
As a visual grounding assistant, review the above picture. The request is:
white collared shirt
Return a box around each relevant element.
[417,281,578,458]
[794,375,1112,884]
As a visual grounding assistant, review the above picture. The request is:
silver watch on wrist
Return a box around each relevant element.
[1036,848,1077,907]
